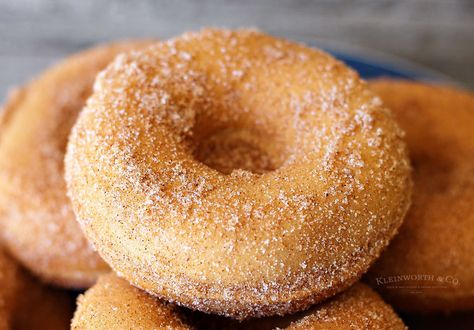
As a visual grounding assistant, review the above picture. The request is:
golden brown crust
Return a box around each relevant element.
[284,283,406,330]
[0,247,74,330]
[195,283,406,329]
[0,86,27,141]
[367,79,474,312]
[0,41,152,288]
[65,29,412,318]
[73,280,405,330]
[71,273,192,330]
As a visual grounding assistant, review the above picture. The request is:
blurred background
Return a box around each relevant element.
[0,0,473,99]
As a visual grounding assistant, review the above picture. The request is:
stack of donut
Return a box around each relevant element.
[0,28,472,329]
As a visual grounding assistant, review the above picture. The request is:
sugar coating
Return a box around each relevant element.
[367,80,474,312]
[72,273,191,329]
[283,283,406,329]
[73,278,405,329]
[0,41,152,288]
[65,29,412,319]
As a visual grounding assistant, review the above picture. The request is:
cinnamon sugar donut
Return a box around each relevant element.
[274,283,406,330]
[72,276,405,330]
[0,41,151,288]
[72,274,192,330]
[0,247,74,329]
[367,80,474,312]
[65,29,412,318]
[221,283,406,329]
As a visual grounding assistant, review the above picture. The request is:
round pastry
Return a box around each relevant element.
[193,283,407,329]
[0,247,74,330]
[272,283,406,329]
[367,80,474,312]
[65,29,412,319]
[281,283,406,330]
[72,276,405,330]
[71,273,192,330]
[0,41,151,288]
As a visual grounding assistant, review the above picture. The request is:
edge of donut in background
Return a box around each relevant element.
[0,41,153,289]
[366,79,474,312]
[65,28,412,319]
[71,274,406,330]
[0,247,74,329]
[71,274,192,330]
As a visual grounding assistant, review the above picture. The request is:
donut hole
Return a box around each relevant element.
[182,81,296,175]
[193,128,284,174]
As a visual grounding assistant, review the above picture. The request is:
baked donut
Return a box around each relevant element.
[0,41,151,288]
[367,80,474,312]
[224,283,406,329]
[270,283,406,330]
[71,274,192,330]
[0,247,74,329]
[65,29,412,318]
[72,276,405,330]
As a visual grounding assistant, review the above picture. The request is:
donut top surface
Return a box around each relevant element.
[66,29,412,318]
[368,80,474,312]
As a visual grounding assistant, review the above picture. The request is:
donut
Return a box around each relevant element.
[272,283,406,330]
[366,80,474,311]
[65,29,412,318]
[0,41,151,288]
[71,273,192,329]
[0,247,74,329]
[72,276,405,330]
[192,283,406,329]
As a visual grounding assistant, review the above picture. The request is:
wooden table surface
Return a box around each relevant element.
[0,0,473,100]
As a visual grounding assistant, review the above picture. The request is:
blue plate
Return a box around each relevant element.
[304,40,457,84]
[328,50,428,80]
